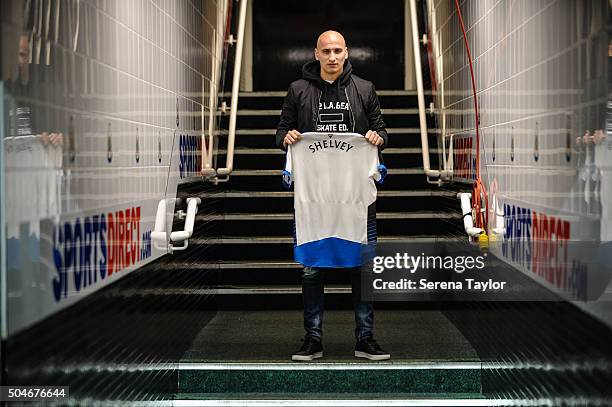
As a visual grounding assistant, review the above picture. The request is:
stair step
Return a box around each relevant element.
[211,173,436,192]
[220,90,430,97]
[180,286,350,295]
[130,286,351,296]
[182,235,464,262]
[196,212,460,221]
[228,168,424,176]
[174,308,482,395]
[192,236,463,245]
[177,361,481,395]
[233,108,430,116]
[158,262,304,286]
[197,190,457,198]
[172,395,497,406]
[193,190,459,213]
[216,128,439,149]
[221,115,436,132]
[193,213,463,236]
[216,128,441,135]
[174,261,302,270]
[224,153,438,172]
[220,117,434,131]
[220,90,434,111]
[218,147,440,155]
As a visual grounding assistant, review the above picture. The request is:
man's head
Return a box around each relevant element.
[314,30,348,81]
[17,34,30,85]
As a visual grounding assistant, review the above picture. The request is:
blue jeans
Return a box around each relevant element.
[301,266,373,342]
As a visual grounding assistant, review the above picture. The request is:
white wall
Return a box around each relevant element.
[428,0,611,322]
[1,0,224,335]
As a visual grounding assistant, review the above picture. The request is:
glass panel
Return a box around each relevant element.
[1,82,7,344]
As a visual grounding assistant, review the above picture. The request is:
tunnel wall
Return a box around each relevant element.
[1,0,223,336]
[427,0,611,322]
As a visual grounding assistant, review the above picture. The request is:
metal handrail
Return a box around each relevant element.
[170,198,201,242]
[151,199,168,250]
[410,0,436,183]
[410,0,452,185]
[457,193,483,237]
[427,0,454,181]
[202,0,229,178]
[216,0,247,177]
[201,29,219,178]
[151,197,201,253]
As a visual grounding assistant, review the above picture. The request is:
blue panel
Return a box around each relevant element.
[281,170,292,189]
[377,164,387,184]
[295,237,375,268]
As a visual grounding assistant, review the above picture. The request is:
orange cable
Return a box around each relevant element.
[453,0,488,231]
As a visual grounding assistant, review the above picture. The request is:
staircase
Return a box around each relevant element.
[180,90,465,306]
[7,91,612,405]
[167,90,496,405]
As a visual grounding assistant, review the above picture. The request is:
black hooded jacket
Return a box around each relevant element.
[276,60,388,151]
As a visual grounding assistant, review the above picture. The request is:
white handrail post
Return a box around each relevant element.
[430,0,453,180]
[151,199,169,250]
[410,0,449,185]
[410,0,433,175]
[217,0,248,177]
[200,80,211,177]
[202,28,217,178]
[151,197,201,253]
[458,193,483,238]
[169,197,201,251]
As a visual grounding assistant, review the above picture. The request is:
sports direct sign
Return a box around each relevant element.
[496,200,610,302]
[6,201,161,335]
[3,135,173,336]
[51,206,153,303]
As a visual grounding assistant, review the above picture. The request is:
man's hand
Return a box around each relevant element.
[283,129,302,148]
[40,132,64,147]
[365,130,383,146]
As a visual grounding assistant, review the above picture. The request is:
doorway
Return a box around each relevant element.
[252,0,405,90]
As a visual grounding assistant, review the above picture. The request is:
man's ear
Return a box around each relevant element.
[314,48,319,61]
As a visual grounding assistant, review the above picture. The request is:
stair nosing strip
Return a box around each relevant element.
[133,287,350,295]
[219,90,430,97]
[228,168,423,176]
[216,147,439,155]
[165,262,302,269]
[214,128,441,135]
[190,236,464,244]
[196,212,460,221]
[172,399,507,407]
[233,108,429,116]
[197,191,456,198]
[177,361,482,370]
[213,287,350,294]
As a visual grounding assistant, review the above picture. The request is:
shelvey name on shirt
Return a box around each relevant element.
[308,138,355,153]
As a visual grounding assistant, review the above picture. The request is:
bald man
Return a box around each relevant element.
[276,31,390,361]
[277,31,387,149]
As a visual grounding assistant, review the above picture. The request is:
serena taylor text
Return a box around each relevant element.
[373,278,507,292]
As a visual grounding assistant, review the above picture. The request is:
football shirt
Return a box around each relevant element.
[283,132,386,267]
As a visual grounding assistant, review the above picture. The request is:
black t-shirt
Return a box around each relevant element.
[316,81,353,133]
